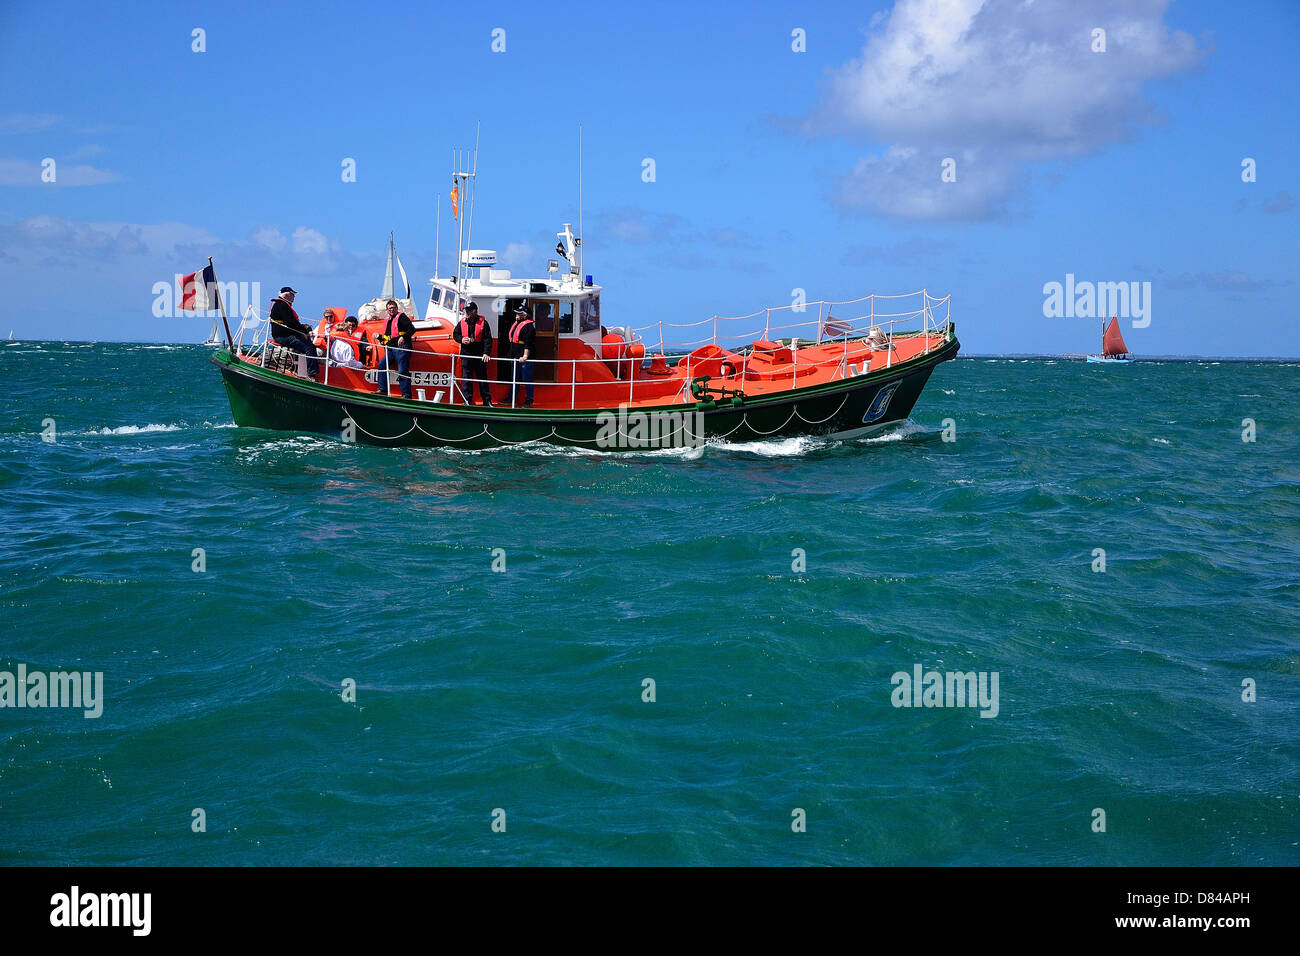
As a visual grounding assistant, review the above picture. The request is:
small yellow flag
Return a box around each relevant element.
[451,183,460,219]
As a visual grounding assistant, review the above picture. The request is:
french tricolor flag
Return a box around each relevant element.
[179,264,218,312]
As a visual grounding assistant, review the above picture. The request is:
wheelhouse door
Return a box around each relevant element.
[528,299,559,383]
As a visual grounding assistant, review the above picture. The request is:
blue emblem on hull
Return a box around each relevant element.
[862,381,901,424]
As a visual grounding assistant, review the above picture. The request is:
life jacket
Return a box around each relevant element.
[315,308,347,348]
[330,329,361,363]
[458,315,487,343]
[509,317,534,346]
[383,312,412,355]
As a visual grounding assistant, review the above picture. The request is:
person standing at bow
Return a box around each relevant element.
[452,302,494,406]
[507,304,536,408]
[374,299,416,399]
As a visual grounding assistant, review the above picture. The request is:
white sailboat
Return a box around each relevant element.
[357,232,418,323]
[203,318,221,346]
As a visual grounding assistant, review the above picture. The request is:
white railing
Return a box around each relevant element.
[228,291,952,410]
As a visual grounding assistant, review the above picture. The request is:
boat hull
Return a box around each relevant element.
[213,330,959,449]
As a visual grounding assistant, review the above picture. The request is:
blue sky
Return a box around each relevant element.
[0,0,1296,355]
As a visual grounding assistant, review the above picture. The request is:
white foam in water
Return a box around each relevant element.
[860,419,929,443]
[417,418,928,459]
[92,424,182,435]
[715,436,822,457]
[237,435,339,461]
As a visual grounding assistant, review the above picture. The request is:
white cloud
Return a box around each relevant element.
[809,0,1206,220]
[499,241,537,270]
[291,226,329,256]
[0,216,148,258]
[0,158,122,186]
[0,216,366,277]
[593,207,685,244]
[0,113,61,135]
[252,226,288,253]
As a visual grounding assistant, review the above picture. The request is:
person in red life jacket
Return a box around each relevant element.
[452,302,494,406]
[328,316,365,369]
[506,303,536,407]
[374,298,416,398]
[268,287,320,378]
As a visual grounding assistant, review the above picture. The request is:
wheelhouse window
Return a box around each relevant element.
[558,301,574,334]
[579,294,601,333]
[533,301,556,333]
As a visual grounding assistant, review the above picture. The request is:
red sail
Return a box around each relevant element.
[1102,316,1129,357]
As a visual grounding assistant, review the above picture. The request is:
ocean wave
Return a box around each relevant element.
[235,435,341,460]
[859,419,931,443]
[710,436,825,457]
[90,424,182,435]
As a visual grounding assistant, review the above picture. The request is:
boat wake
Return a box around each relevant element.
[90,423,183,435]
[72,421,237,437]
[438,419,935,459]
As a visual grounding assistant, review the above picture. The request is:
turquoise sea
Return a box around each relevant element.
[2,342,1297,866]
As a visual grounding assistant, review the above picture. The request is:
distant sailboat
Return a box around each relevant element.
[1086,315,1132,363]
[6,330,13,341]
[357,232,418,322]
[203,318,221,346]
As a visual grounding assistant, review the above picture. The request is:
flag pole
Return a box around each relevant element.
[210,256,235,352]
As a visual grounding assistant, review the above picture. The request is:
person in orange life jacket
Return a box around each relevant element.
[374,299,416,398]
[507,304,536,407]
[346,315,372,366]
[329,316,365,369]
[268,287,321,377]
[314,307,343,350]
[452,302,494,406]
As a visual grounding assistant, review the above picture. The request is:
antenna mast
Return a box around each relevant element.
[454,147,465,294]
[466,122,480,276]
[434,194,440,280]
[578,124,584,281]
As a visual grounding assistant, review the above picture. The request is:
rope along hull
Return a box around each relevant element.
[212,333,959,449]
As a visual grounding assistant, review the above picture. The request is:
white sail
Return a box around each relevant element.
[395,248,411,300]
[360,232,417,323]
[381,232,395,300]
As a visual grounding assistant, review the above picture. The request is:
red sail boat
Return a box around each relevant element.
[1086,315,1132,363]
